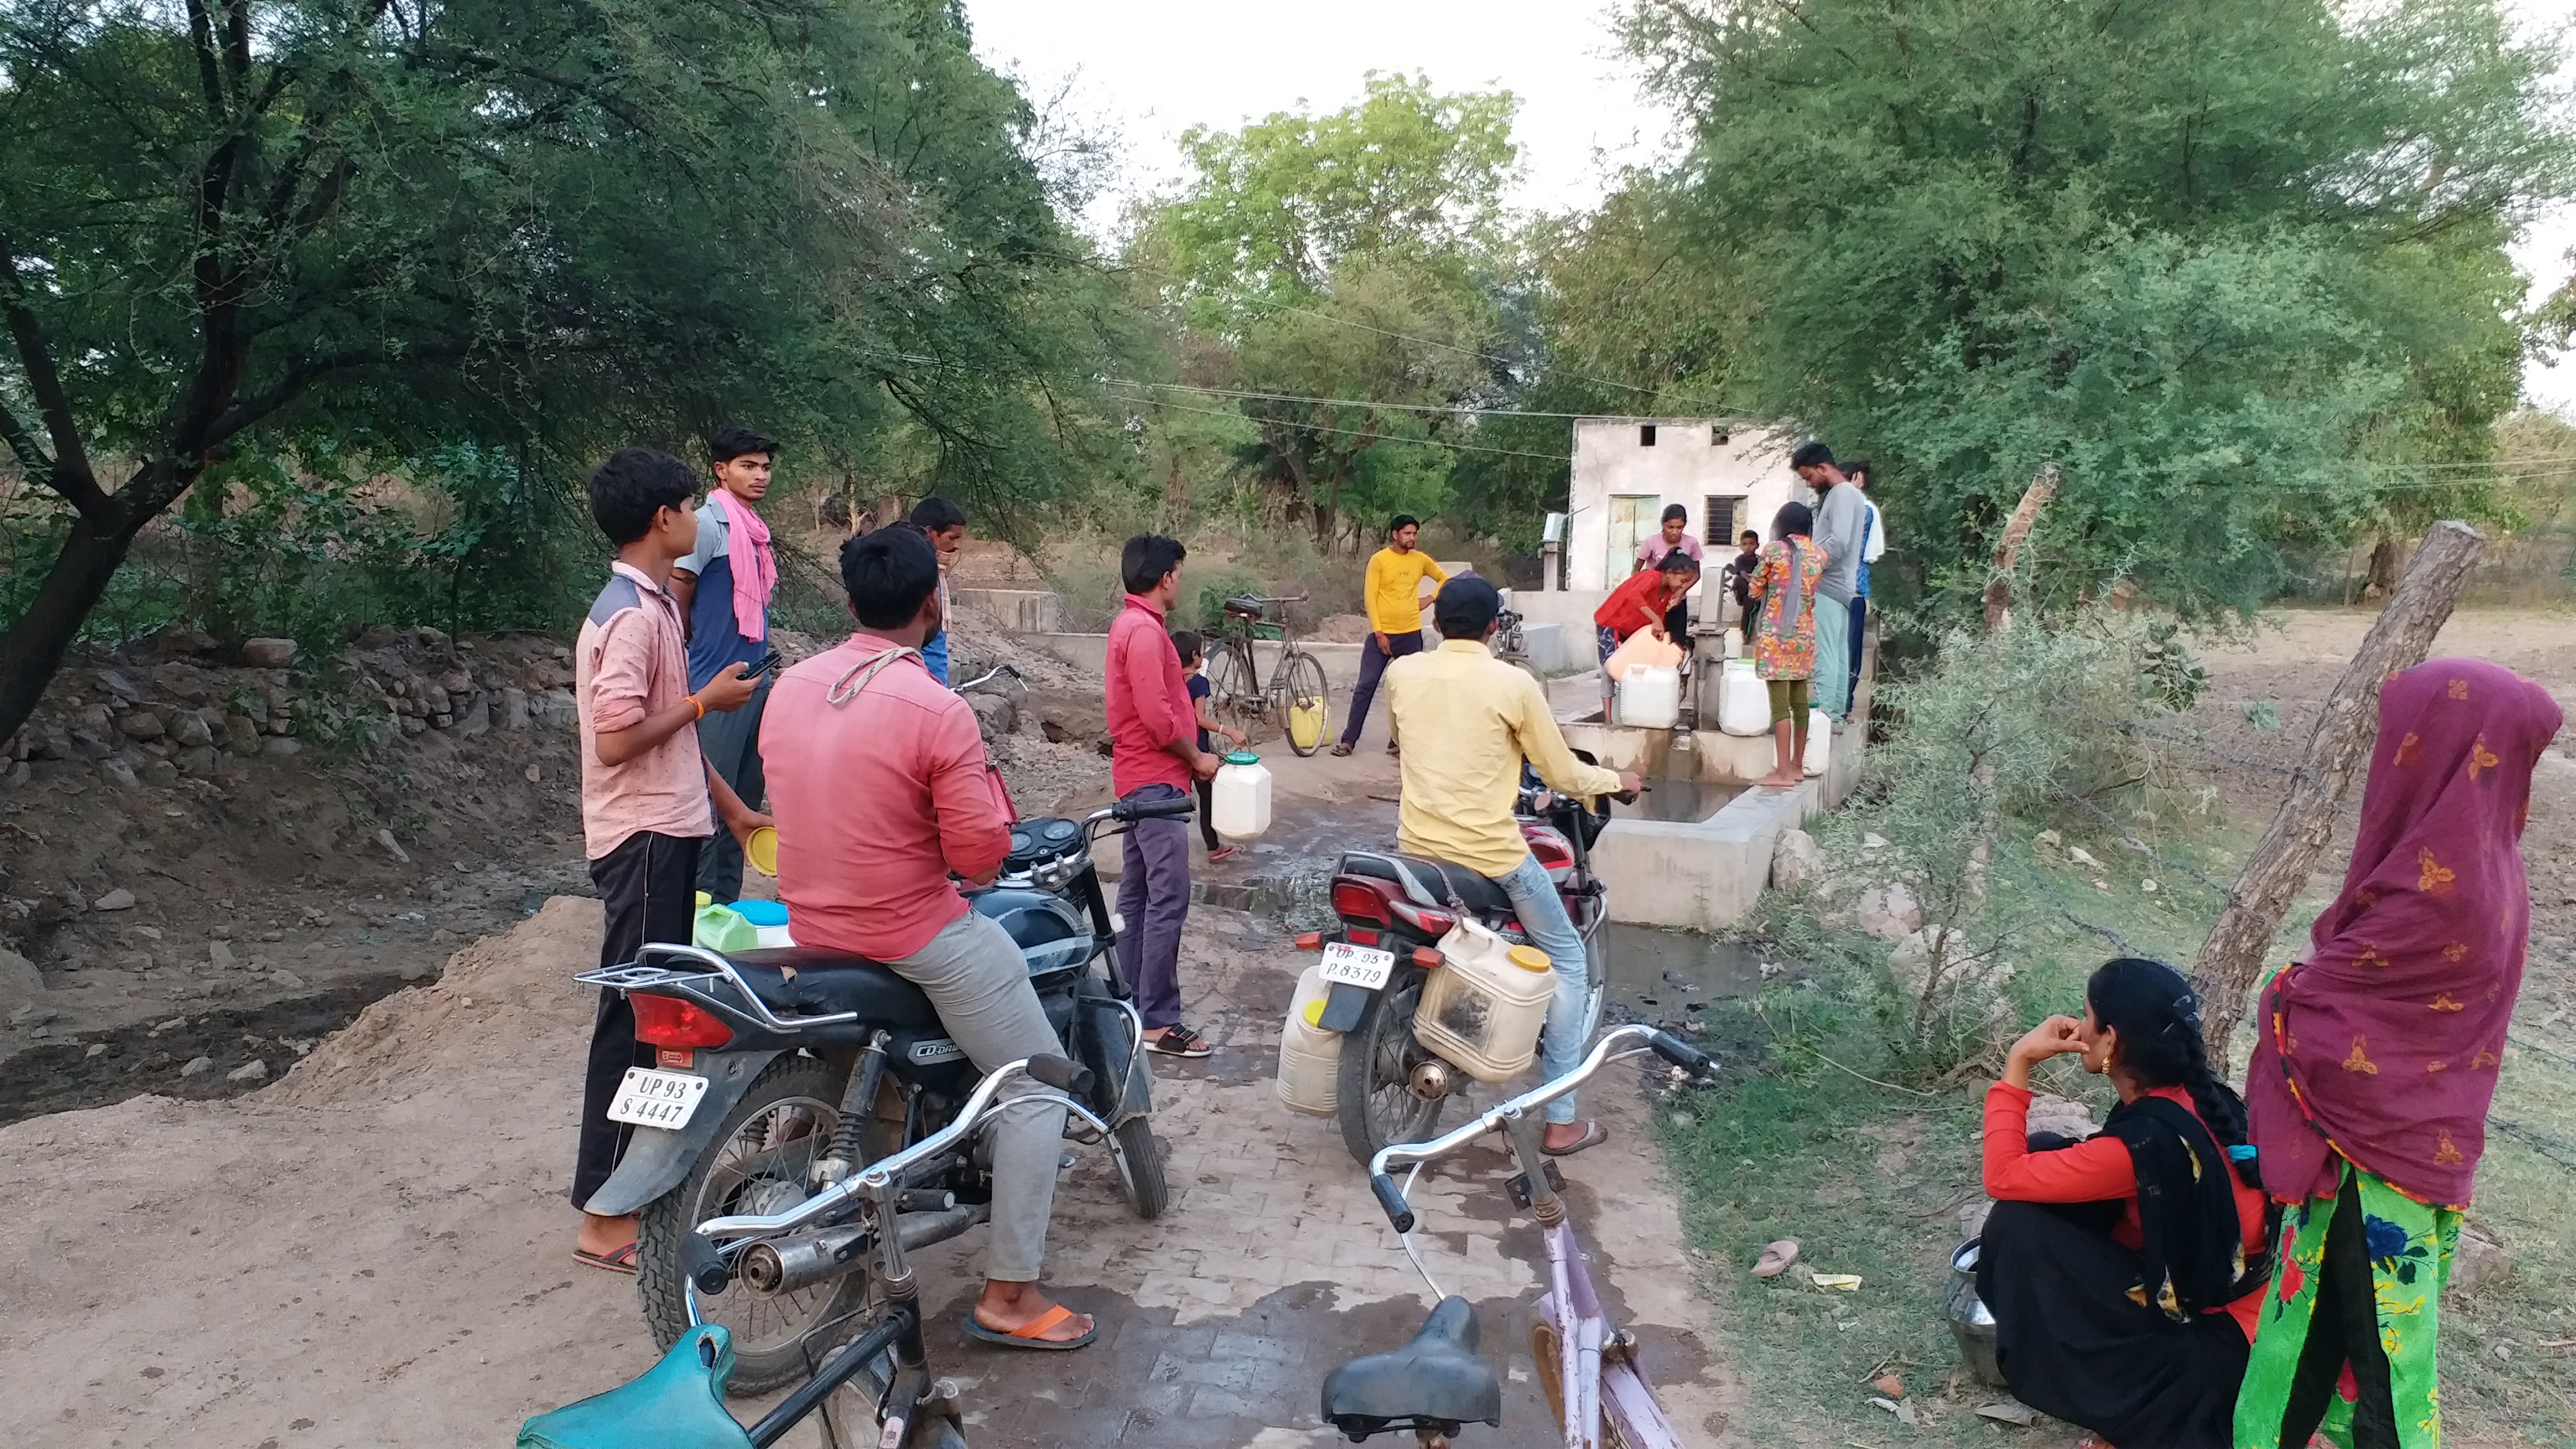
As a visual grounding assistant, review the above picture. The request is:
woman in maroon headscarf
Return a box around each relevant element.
[2234,659,2561,1449]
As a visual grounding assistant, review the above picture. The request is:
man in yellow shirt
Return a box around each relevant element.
[1383,576,1642,1156]
[1333,514,1447,757]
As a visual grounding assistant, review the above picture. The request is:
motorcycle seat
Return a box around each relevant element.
[519,1324,752,1449]
[1338,850,1516,918]
[721,948,941,1029]
[1320,1296,1502,1439]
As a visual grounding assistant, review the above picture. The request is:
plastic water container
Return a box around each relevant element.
[692,901,759,954]
[1803,708,1831,776]
[1275,963,1342,1116]
[732,899,795,949]
[1717,658,1770,736]
[1287,699,1328,754]
[1413,942,1557,1083]
[1211,751,1273,839]
[1723,626,1744,660]
[1616,665,1682,729]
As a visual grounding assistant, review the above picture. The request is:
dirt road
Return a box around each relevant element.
[0,896,1738,1448]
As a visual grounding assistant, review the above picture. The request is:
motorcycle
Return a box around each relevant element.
[573,796,1186,1394]
[1309,759,1627,1166]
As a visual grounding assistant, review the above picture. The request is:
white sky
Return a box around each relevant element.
[965,0,2576,414]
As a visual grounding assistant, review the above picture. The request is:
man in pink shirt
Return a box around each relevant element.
[1105,534,1222,1058]
[760,525,1093,1349]
[571,448,765,1274]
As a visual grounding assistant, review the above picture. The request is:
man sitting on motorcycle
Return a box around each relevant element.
[1382,575,1642,1156]
[759,525,1094,1349]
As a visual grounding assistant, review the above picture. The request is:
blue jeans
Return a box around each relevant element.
[1495,852,1593,1125]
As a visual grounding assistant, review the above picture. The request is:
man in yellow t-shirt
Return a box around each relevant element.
[1332,514,1447,757]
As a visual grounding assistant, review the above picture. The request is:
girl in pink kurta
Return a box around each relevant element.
[1745,500,1826,788]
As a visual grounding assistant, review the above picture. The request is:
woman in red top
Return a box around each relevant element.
[1593,550,1698,717]
[1976,958,2271,1449]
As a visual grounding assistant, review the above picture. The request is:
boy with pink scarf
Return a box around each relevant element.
[671,424,780,903]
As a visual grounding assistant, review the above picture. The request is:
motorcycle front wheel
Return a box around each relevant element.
[638,1054,868,1395]
[1336,968,1446,1168]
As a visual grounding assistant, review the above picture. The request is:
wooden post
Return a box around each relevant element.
[2194,521,2486,1068]
[1982,464,2060,635]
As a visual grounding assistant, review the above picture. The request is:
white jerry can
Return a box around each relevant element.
[1276,963,1342,1116]
[1803,708,1831,776]
[1210,751,1272,839]
[1717,658,1770,736]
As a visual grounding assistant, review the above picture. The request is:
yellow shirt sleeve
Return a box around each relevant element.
[1509,671,1625,801]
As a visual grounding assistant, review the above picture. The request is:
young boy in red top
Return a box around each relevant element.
[1104,534,1223,1058]
[570,448,766,1273]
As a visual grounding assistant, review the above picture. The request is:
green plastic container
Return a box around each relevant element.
[692,901,759,954]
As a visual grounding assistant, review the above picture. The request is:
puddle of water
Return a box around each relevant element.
[1603,924,1763,1021]
[1631,778,1742,823]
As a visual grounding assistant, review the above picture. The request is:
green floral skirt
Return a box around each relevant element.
[2234,1164,2461,1449]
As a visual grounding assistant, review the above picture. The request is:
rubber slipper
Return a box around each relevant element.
[1329,742,1355,757]
[1147,1025,1213,1059]
[964,1303,1096,1352]
[1751,1238,1800,1278]
[1540,1121,1611,1157]
[574,1242,640,1276]
[1208,845,1239,863]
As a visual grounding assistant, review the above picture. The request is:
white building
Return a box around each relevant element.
[1562,419,1801,592]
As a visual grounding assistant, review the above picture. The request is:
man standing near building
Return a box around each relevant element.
[1791,441,1867,724]
[1106,534,1223,1058]
[1634,503,1702,645]
[1333,514,1447,758]
[671,424,780,904]
[1841,461,1887,713]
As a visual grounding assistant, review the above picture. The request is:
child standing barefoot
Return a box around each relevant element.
[1170,629,1247,863]
[1745,501,1826,789]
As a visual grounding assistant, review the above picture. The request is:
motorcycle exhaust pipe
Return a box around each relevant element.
[740,1225,870,1298]
[736,1197,979,1298]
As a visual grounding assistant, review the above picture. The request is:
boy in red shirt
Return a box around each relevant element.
[570,448,766,1273]
[1592,550,1699,718]
[1104,535,1223,1058]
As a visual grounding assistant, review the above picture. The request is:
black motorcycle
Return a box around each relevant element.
[574,797,1186,1393]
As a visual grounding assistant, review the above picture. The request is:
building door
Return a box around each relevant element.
[1608,495,1658,583]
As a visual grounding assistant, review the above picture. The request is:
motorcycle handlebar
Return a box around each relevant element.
[1107,796,1196,823]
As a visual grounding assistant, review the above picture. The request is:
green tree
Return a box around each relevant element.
[1626,0,2569,618]
[1137,74,1517,542]
[0,0,1128,742]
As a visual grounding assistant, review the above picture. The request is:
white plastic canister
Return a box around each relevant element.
[1210,751,1272,839]
[732,899,795,949]
[1413,941,1557,1083]
[1615,665,1682,729]
[1803,708,1831,777]
[1275,963,1341,1116]
[1717,658,1770,736]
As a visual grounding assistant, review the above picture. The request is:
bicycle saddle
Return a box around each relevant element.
[519,1324,754,1449]
[1320,1295,1503,1441]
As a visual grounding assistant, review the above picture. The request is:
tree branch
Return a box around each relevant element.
[0,228,106,520]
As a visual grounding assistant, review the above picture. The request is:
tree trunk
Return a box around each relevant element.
[2193,520,2485,1069]
[0,506,154,746]
[1981,463,2059,635]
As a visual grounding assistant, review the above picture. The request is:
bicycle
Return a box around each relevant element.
[1322,1024,1721,1448]
[519,1053,1109,1449]
[1205,593,1333,756]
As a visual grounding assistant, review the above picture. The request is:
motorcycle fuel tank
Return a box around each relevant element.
[969,886,1093,980]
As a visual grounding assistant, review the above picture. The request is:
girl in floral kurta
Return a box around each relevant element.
[2235,659,2561,1449]
[1744,500,1825,788]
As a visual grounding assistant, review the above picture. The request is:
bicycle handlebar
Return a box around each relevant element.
[1365,1025,1719,1233]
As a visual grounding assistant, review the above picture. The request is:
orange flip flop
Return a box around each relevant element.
[963,1303,1096,1352]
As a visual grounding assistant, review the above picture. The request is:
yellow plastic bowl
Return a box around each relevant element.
[744,825,780,877]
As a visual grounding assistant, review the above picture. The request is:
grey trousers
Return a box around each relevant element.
[883,910,1068,1282]
[695,673,771,902]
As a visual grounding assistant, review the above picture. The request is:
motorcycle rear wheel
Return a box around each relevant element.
[638,1054,868,1395]
[1336,968,1446,1168]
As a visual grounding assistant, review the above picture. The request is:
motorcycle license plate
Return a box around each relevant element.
[605,1067,709,1129]
[1319,941,1396,991]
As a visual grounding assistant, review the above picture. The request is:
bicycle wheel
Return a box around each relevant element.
[1274,648,1332,757]
[1206,640,1263,733]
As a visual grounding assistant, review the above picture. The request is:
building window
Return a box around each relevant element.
[1704,495,1744,547]
[1639,424,1658,447]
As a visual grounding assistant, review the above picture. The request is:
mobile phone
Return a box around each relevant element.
[741,652,779,679]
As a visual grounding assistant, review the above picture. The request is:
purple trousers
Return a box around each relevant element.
[1115,783,1194,1029]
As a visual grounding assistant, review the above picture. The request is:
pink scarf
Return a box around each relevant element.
[708,487,774,643]
[2244,658,2561,1206]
